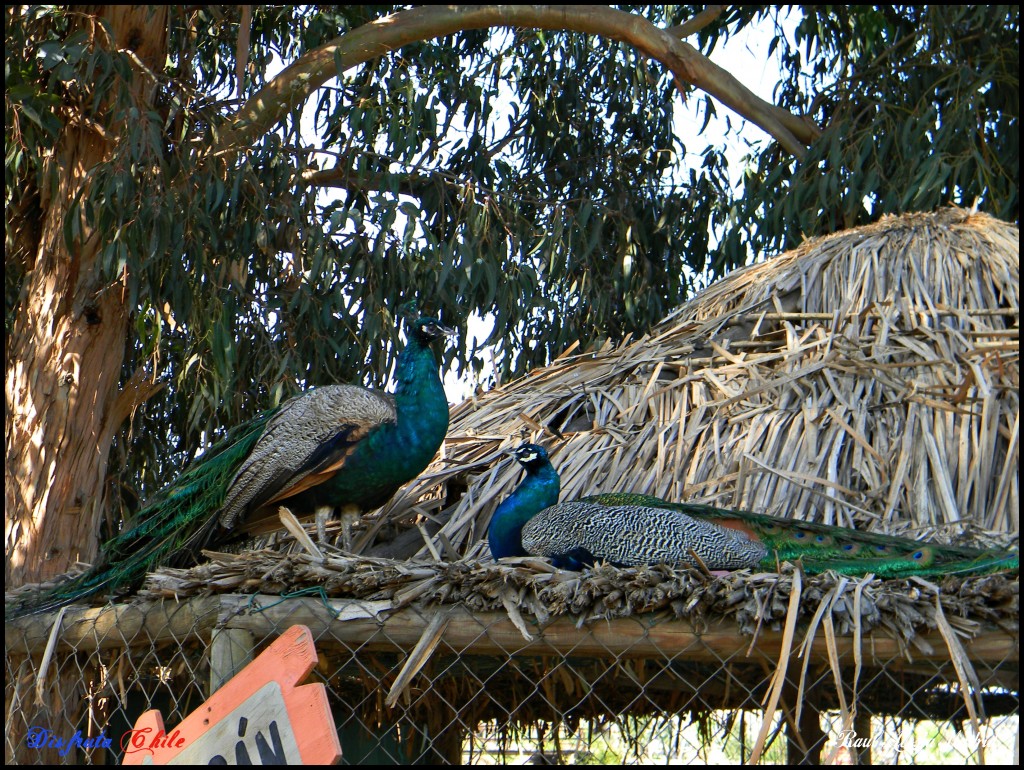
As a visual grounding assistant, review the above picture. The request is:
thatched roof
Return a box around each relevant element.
[363,207,1018,562]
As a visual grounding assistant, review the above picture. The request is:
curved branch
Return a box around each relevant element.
[103,366,166,442]
[301,163,439,199]
[222,5,819,161]
[667,5,725,39]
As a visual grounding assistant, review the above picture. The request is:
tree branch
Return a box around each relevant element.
[103,367,166,443]
[221,5,819,161]
[236,5,252,99]
[666,5,725,39]
[301,163,439,199]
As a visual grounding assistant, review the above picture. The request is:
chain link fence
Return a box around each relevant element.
[6,570,1018,765]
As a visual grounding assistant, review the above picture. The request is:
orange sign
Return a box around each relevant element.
[122,624,341,765]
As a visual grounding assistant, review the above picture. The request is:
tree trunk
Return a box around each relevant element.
[4,6,168,589]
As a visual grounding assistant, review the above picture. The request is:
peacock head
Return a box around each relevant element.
[409,316,456,344]
[509,442,550,469]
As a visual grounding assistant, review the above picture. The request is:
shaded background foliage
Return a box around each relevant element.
[5,5,1019,528]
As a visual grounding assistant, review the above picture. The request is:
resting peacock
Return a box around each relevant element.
[7,316,455,618]
[489,443,1018,577]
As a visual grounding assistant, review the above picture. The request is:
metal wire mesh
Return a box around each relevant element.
[5,592,1018,765]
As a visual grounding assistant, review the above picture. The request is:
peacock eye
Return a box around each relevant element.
[913,551,924,560]
[816,535,826,542]
[794,531,806,539]
[842,544,855,551]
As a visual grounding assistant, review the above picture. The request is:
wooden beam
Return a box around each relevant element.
[4,597,221,655]
[209,627,256,695]
[6,595,1018,674]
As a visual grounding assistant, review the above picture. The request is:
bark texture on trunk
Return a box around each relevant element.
[5,6,168,589]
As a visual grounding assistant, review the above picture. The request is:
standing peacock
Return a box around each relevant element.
[7,316,455,618]
[490,443,1018,577]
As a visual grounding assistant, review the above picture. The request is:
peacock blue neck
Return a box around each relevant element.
[389,333,450,463]
[489,459,561,559]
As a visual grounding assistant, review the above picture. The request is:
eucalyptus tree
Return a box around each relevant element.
[5,5,1017,584]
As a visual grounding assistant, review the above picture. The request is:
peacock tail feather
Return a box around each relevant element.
[6,407,277,618]
[580,492,1018,577]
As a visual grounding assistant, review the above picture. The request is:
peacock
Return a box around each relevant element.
[7,316,455,618]
[490,443,1018,577]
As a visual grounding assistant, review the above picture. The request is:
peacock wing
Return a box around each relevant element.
[522,502,768,569]
[218,384,396,528]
